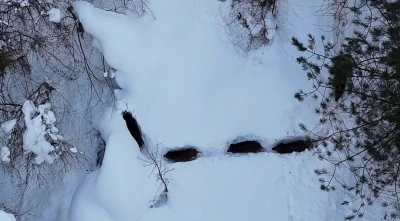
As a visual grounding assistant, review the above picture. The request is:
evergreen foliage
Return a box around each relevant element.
[292,0,400,219]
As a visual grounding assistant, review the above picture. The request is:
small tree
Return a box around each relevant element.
[139,144,173,208]
[292,0,400,219]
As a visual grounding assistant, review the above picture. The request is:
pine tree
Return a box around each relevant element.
[292,0,400,219]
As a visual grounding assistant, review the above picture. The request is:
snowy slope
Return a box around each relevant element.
[40,0,386,220]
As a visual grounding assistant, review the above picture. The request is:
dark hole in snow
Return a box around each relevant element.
[272,139,310,154]
[122,111,144,149]
[164,147,199,162]
[227,140,264,153]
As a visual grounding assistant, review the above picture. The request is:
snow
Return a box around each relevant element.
[1,119,17,134]
[22,100,55,164]
[22,100,67,164]
[50,124,59,134]
[0,210,16,221]
[160,153,356,221]
[0,146,10,162]
[38,0,386,220]
[68,109,158,221]
[43,110,56,125]
[19,0,29,7]
[1,119,16,163]
[71,0,322,149]
[64,108,384,221]
[48,8,61,23]
[69,147,78,153]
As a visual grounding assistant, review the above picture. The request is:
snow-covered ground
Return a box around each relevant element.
[35,0,387,220]
[0,210,16,221]
[72,0,325,149]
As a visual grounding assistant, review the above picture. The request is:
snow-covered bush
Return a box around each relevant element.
[1,95,79,167]
[228,0,278,50]
[115,0,156,19]
[22,100,76,164]
[0,95,90,221]
[0,119,17,163]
